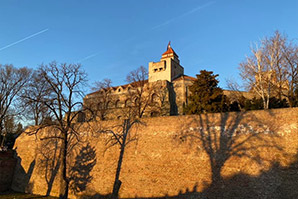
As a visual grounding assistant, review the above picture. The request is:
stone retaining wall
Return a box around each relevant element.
[13,108,298,198]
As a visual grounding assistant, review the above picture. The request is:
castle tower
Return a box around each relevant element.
[148,42,184,82]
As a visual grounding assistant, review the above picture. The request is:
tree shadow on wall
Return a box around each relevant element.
[80,111,292,199]
[78,159,298,199]
[177,111,285,192]
[37,137,62,196]
[11,157,35,193]
[69,143,97,195]
[202,159,298,199]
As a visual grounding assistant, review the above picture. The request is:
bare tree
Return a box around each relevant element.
[240,47,272,109]
[85,79,113,121]
[282,41,298,107]
[239,31,298,109]
[0,64,31,148]
[2,115,23,149]
[240,32,282,109]
[27,62,87,199]
[226,78,246,111]
[263,31,287,102]
[126,66,153,118]
[22,71,51,125]
[149,81,170,116]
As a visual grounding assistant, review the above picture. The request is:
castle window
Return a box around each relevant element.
[159,67,163,71]
[151,93,158,103]
[154,69,158,72]
[118,88,121,92]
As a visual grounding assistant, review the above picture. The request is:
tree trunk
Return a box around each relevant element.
[262,99,267,110]
[59,132,69,199]
[0,122,5,148]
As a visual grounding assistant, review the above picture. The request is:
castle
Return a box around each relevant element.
[83,42,197,120]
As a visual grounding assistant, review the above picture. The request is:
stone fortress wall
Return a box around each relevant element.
[12,108,298,198]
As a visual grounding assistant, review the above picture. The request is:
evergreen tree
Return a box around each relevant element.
[184,70,228,114]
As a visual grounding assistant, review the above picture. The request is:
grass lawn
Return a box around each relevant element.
[0,192,58,199]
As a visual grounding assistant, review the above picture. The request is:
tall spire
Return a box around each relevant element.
[167,41,171,49]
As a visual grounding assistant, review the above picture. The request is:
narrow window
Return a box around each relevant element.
[151,93,158,103]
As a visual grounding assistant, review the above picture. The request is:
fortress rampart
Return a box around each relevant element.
[13,108,298,198]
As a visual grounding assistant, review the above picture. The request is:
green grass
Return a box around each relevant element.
[0,192,58,199]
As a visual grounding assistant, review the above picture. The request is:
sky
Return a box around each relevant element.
[0,0,298,91]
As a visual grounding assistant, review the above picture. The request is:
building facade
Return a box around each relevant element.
[83,42,196,120]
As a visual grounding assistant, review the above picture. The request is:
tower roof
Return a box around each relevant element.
[162,41,178,57]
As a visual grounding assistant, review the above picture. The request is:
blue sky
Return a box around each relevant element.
[0,0,298,91]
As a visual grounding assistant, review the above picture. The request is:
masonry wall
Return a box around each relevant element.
[13,108,298,198]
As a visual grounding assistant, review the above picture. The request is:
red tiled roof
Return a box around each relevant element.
[86,80,149,96]
[162,47,176,55]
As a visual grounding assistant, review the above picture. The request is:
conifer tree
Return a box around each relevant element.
[184,70,228,114]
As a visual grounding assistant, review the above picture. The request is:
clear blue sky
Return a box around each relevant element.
[0,0,297,91]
